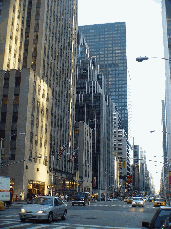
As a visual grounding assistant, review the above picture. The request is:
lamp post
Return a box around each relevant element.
[136,56,171,62]
[136,56,170,199]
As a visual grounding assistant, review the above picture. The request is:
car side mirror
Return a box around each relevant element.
[142,221,150,228]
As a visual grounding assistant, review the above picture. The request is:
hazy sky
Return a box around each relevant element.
[78,0,165,192]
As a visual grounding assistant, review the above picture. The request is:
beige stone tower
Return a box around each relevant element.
[0,0,77,200]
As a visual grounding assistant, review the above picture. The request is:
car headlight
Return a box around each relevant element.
[132,202,135,204]
[20,209,25,213]
[37,210,46,214]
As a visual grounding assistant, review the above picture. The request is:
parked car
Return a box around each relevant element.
[148,196,154,202]
[72,192,91,206]
[19,196,67,223]
[142,206,171,228]
[127,197,133,204]
[153,198,166,207]
[132,197,145,207]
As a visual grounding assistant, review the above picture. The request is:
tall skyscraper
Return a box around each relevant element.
[76,32,114,197]
[79,23,128,136]
[0,0,77,199]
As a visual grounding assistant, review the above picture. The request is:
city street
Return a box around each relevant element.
[0,199,156,228]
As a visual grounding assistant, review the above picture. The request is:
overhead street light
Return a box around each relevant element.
[136,56,171,62]
[136,56,149,62]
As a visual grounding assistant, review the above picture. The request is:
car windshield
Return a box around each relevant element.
[75,193,85,197]
[156,198,165,202]
[31,197,53,206]
[154,209,171,227]
[133,197,143,201]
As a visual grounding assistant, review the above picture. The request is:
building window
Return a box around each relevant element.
[1,112,6,123]
[13,96,19,105]
[9,154,15,160]
[15,77,21,87]
[4,78,9,88]
[12,112,18,122]
[2,96,8,105]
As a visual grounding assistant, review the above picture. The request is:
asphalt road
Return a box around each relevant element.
[0,199,157,229]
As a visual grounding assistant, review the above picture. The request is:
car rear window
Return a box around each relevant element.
[154,209,171,228]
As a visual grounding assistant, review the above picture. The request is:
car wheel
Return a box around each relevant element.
[48,212,53,223]
[61,210,67,220]
[20,218,26,222]
[72,203,74,206]
[83,203,85,206]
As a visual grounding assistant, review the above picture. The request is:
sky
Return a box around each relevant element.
[78,0,165,193]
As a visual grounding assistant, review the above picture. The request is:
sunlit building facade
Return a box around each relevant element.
[0,0,77,200]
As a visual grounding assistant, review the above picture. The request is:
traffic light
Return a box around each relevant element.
[119,161,122,169]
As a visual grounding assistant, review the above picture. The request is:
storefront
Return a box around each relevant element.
[27,180,45,200]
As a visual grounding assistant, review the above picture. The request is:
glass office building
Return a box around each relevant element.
[79,23,128,135]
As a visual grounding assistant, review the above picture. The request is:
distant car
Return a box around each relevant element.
[19,196,67,223]
[148,197,154,202]
[127,197,133,204]
[124,197,128,202]
[72,192,91,206]
[142,206,171,228]
[143,197,148,202]
[153,198,166,207]
[132,197,145,207]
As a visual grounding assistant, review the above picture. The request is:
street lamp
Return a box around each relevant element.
[136,56,171,62]
[136,56,149,62]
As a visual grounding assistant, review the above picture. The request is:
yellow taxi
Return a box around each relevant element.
[153,198,166,207]
[0,201,5,211]
[127,197,133,204]
[124,197,128,202]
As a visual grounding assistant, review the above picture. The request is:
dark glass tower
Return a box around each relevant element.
[79,23,128,136]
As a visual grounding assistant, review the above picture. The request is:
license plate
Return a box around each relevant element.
[26,215,33,218]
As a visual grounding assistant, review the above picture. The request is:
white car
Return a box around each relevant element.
[132,197,145,207]
[19,196,67,223]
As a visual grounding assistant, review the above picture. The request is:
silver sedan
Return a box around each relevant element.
[132,197,145,207]
[19,196,67,223]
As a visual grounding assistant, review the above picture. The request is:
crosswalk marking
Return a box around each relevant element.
[5,223,31,229]
[52,222,141,229]
[1,218,19,221]
[30,224,55,229]
[0,214,19,218]
[0,221,19,225]
[0,219,142,229]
